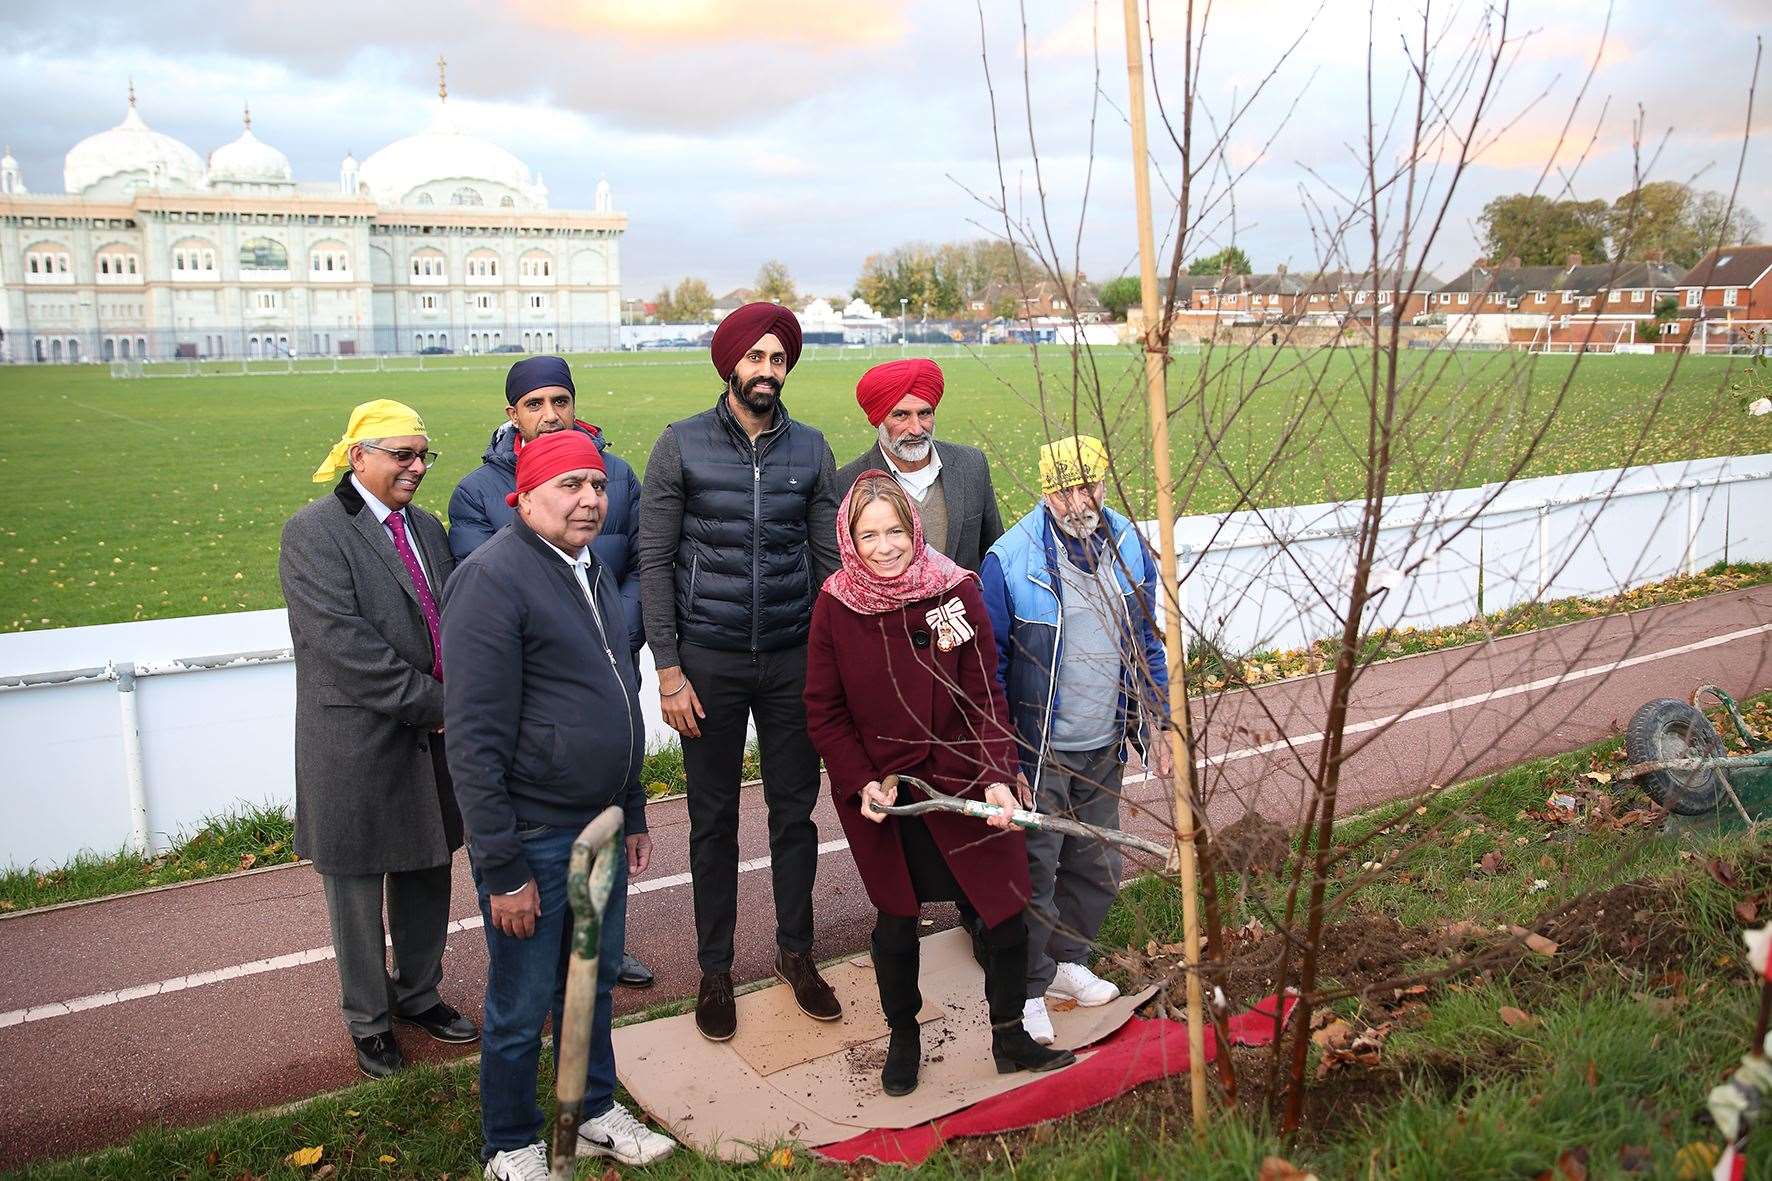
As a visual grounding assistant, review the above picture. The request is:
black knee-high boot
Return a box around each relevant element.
[982,913,1076,1074]
[872,913,922,1095]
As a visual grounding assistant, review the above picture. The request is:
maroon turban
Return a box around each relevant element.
[710,302,803,379]
[855,358,944,427]
[505,429,605,506]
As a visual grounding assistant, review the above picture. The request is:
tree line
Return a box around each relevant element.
[1478,182,1761,269]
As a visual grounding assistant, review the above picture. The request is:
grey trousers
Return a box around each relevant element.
[1024,742,1124,998]
[320,864,452,1038]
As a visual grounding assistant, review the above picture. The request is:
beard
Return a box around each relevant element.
[878,421,933,463]
[1052,507,1101,539]
[730,373,782,417]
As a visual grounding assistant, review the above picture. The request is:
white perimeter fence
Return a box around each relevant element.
[3,454,1769,872]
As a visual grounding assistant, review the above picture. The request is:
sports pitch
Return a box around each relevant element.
[1,345,1766,633]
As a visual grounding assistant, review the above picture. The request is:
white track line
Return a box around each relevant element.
[4,622,1765,1032]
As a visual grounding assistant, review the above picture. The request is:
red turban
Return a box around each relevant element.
[505,430,605,507]
[855,358,944,427]
[710,302,803,379]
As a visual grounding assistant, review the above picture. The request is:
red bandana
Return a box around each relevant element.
[823,470,972,615]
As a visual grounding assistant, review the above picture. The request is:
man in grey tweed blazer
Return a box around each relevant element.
[835,358,1003,572]
[279,399,478,1080]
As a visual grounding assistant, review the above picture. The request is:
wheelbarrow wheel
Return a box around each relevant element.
[1624,698,1726,815]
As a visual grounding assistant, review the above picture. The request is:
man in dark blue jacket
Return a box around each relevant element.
[447,355,654,989]
[448,356,645,655]
[638,301,843,1043]
[442,430,675,1175]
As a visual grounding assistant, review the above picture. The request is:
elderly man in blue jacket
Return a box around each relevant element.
[442,430,675,1176]
[447,355,654,989]
[979,433,1172,1047]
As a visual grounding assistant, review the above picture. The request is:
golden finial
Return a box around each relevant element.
[243,102,252,130]
[437,55,447,101]
[128,79,137,108]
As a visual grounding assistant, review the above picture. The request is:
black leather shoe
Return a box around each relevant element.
[617,952,655,989]
[395,1001,479,1044]
[881,1024,921,1096]
[991,1026,1076,1075]
[696,972,736,1042]
[775,949,843,1022]
[353,1032,405,1079]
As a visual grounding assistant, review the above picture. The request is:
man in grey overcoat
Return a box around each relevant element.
[835,358,1003,572]
[279,398,478,1080]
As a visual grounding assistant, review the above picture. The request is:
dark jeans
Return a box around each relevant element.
[678,641,821,975]
[472,822,628,1160]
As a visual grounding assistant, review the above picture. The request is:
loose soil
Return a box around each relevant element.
[916,853,1750,1171]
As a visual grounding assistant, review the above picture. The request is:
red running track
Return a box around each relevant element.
[0,586,1767,1169]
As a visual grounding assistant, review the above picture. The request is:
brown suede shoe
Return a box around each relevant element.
[775,949,843,1021]
[695,972,736,1042]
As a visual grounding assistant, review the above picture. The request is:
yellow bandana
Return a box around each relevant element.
[311,399,427,483]
[1038,434,1110,494]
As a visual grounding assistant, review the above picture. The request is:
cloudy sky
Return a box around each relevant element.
[1,0,1762,297]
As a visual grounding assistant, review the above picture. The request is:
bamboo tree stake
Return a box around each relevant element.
[1120,0,1208,1134]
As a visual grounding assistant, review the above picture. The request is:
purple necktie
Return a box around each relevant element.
[384,510,443,681]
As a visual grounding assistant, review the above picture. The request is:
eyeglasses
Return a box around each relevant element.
[361,444,438,467]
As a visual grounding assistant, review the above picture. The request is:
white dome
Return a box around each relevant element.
[357,99,546,209]
[208,108,293,186]
[64,95,205,196]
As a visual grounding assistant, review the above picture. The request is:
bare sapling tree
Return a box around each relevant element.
[960,0,1767,1143]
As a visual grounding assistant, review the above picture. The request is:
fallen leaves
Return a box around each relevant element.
[1499,1005,1536,1028]
[1509,925,1560,956]
[1533,1145,1589,1181]
[1259,1156,1321,1181]
[284,1145,324,1168]
[1707,858,1740,888]
[768,1145,796,1168]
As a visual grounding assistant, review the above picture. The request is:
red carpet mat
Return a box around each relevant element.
[815,996,1296,1166]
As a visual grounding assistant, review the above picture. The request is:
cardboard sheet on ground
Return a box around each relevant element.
[613,928,1155,1162]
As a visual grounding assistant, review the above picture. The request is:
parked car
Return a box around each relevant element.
[417,346,454,355]
[490,344,526,353]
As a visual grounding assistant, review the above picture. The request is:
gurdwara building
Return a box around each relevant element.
[0,70,624,364]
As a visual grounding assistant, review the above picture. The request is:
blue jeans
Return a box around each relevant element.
[473,821,628,1159]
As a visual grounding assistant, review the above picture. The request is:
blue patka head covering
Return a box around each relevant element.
[504,355,576,406]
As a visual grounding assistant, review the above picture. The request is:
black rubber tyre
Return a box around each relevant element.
[1623,698,1726,815]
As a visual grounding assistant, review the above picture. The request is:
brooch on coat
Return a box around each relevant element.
[925,597,976,652]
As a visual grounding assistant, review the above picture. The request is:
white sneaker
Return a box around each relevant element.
[1022,996,1055,1045]
[577,1100,677,1166]
[1048,960,1121,1007]
[484,1142,549,1181]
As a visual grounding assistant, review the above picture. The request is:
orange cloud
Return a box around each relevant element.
[510,0,908,47]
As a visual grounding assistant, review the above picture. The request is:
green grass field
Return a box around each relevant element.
[1,346,1766,633]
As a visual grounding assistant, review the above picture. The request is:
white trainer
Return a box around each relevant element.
[1048,960,1121,1007]
[1022,996,1056,1045]
[577,1100,677,1166]
[484,1142,549,1181]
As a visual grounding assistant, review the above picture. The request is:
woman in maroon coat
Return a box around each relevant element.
[804,472,1073,1096]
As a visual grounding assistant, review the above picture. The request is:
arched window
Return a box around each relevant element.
[137,336,147,358]
[500,195,515,208]
[51,339,63,362]
[239,237,289,270]
[415,193,434,206]
[103,338,115,361]
[450,186,483,206]
[66,339,79,362]
[414,333,423,352]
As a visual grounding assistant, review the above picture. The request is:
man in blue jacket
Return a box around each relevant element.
[442,430,675,1176]
[447,355,654,989]
[448,356,645,655]
[979,434,1173,1047]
